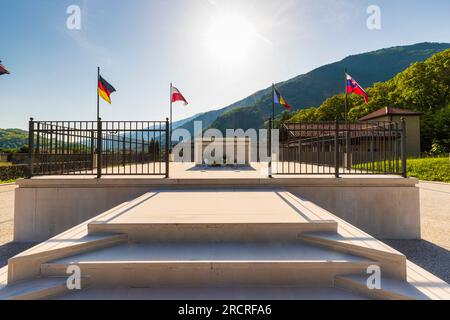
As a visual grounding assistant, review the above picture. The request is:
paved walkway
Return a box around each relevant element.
[417,182,450,250]
[0,185,15,245]
[386,181,450,283]
[0,184,36,267]
[96,191,334,225]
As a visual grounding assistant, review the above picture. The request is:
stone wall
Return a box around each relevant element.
[14,176,420,242]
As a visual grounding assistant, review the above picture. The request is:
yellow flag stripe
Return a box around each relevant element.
[98,88,112,104]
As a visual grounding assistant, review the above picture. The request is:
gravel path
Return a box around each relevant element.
[385,181,450,283]
[0,181,449,282]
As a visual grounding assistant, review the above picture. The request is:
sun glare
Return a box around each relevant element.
[204,14,257,66]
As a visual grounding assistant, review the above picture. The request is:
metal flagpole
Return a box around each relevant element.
[344,68,350,170]
[170,82,173,153]
[272,84,275,129]
[344,68,348,123]
[97,67,100,121]
[96,66,102,179]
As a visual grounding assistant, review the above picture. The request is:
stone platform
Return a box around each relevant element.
[1,189,449,300]
[14,163,421,242]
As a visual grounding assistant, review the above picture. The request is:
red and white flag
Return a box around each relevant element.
[346,73,369,104]
[0,61,10,76]
[171,86,188,105]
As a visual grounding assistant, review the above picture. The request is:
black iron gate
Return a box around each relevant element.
[275,119,407,177]
[28,119,170,178]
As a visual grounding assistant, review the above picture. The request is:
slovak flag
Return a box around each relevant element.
[346,73,369,104]
[171,86,188,105]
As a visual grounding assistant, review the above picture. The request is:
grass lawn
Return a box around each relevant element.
[0,179,16,184]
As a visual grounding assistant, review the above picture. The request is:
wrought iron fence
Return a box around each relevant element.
[275,119,407,177]
[28,119,169,177]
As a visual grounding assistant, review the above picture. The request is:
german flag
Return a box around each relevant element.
[0,61,10,76]
[98,75,116,104]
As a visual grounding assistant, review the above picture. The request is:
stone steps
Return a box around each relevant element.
[40,242,377,288]
[335,274,435,300]
[299,231,407,280]
[2,189,448,300]
[0,277,89,300]
[7,233,128,284]
[88,222,337,243]
[55,286,370,300]
[86,191,339,242]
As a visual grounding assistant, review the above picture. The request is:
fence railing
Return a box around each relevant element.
[276,119,407,177]
[28,119,170,178]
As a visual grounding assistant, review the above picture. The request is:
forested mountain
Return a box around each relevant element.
[178,43,450,133]
[291,48,450,152]
[0,129,28,151]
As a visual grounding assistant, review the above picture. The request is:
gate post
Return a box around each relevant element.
[334,118,340,178]
[97,119,102,179]
[90,130,96,171]
[401,117,407,178]
[165,118,170,178]
[268,119,272,178]
[28,118,35,178]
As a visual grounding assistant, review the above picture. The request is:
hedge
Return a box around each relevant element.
[407,157,450,183]
[354,157,450,183]
[0,165,29,182]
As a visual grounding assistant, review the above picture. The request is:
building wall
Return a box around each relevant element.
[375,115,421,157]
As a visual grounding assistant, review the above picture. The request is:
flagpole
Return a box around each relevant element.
[272,84,275,129]
[344,68,348,123]
[344,68,350,170]
[97,67,100,121]
[170,82,173,153]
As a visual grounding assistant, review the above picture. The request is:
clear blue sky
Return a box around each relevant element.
[1,0,450,129]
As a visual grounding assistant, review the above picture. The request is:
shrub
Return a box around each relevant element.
[407,158,450,183]
[0,165,29,182]
[353,157,450,182]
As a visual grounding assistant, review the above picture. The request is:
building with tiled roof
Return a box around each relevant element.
[360,107,422,157]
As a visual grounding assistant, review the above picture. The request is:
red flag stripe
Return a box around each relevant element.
[171,86,188,105]
[0,64,10,75]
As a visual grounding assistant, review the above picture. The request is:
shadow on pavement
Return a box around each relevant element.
[0,242,37,268]
[385,239,450,283]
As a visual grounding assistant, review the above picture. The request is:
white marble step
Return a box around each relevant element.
[335,272,450,300]
[299,230,407,280]
[87,191,338,242]
[0,277,69,300]
[8,233,128,284]
[41,242,377,288]
[55,286,370,300]
[89,222,337,242]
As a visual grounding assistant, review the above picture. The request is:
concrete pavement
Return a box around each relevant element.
[0,185,15,245]
[385,181,450,283]
[418,182,450,250]
[0,184,35,268]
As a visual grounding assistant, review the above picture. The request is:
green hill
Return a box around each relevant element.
[0,129,28,151]
[291,48,450,152]
[179,42,450,133]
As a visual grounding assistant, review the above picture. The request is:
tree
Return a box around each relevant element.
[290,108,318,122]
